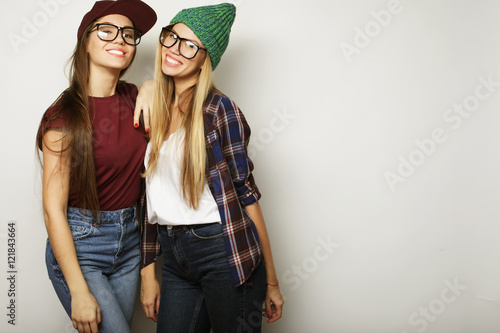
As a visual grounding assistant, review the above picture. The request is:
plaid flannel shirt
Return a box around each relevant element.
[139,92,262,286]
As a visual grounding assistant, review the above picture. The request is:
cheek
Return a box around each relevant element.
[86,36,99,53]
[195,54,207,69]
[160,50,167,64]
[128,47,136,59]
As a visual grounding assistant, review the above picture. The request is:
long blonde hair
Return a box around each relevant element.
[144,39,214,209]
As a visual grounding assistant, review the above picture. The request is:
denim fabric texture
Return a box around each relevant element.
[156,222,267,333]
[46,206,141,333]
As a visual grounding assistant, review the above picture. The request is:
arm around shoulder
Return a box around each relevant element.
[134,80,154,132]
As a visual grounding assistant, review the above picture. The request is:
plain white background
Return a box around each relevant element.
[2,0,500,332]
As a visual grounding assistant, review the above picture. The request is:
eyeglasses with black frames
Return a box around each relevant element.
[159,28,207,59]
[89,23,142,46]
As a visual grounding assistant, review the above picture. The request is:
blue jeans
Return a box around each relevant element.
[157,222,267,333]
[46,206,140,333]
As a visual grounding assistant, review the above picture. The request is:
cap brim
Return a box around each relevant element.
[78,0,157,39]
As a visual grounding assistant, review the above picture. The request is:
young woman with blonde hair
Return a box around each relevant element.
[140,3,284,332]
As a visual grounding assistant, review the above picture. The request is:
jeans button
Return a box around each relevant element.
[167,225,172,230]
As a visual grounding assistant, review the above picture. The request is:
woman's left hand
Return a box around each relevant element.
[140,264,161,322]
[134,80,154,132]
[264,284,284,323]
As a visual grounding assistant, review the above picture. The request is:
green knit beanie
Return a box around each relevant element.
[170,3,236,70]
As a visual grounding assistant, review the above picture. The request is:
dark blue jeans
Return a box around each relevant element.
[157,222,267,333]
[46,206,140,333]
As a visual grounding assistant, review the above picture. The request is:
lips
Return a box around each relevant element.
[107,49,126,57]
[165,55,181,66]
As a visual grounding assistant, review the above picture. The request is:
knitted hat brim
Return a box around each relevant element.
[169,3,236,69]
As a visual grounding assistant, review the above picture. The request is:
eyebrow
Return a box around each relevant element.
[169,29,203,47]
[98,22,135,29]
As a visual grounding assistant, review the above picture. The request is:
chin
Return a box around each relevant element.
[161,64,178,77]
[109,61,132,71]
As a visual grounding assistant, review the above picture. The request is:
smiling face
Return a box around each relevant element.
[161,23,207,82]
[86,14,136,74]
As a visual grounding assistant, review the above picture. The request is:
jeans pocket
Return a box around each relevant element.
[189,223,224,240]
[68,219,94,241]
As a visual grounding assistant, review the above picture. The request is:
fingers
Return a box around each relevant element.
[264,299,272,320]
[263,289,284,323]
[133,104,142,130]
[75,321,84,333]
[140,276,161,322]
[142,302,158,322]
[156,296,160,319]
[135,80,153,132]
[133,94,143,130]
[72,309,101,333]
[96,306,102,326]
[74,320,99,333]
[142,302,153,319]
[133,107,150,132]
[89,318,100,333]
[268,300,283,323]
[133,106,150,133]
[143,105,150,133]
[141,293,159,322]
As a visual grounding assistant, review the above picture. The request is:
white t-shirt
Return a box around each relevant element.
[144,128,221,225]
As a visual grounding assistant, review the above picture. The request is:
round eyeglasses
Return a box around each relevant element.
[159,28,207,59]
[89,23,142,46]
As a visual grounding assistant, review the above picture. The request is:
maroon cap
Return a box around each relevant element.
[77,0,157,39]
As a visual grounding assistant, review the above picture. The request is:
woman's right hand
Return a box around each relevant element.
[42,130,101,333]
[71,290,101,333]
[140,265,161,322]
[134,80,154,132]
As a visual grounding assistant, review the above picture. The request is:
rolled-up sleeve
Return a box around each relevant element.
[215,96,261,206]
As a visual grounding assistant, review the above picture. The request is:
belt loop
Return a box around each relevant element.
[167,225,172,236]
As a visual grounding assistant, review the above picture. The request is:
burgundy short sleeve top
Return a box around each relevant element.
[38,83,146,211]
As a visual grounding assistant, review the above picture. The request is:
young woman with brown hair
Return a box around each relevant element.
[36,1,156,332]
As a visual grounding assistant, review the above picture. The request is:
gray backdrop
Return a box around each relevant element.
[2,0,500,332]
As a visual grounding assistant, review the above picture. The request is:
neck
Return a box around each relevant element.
[173,75,198,107]
[88,65,121,97]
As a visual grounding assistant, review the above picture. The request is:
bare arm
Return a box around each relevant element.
[42,130,101,333]
[245,202,284,323]
[140,263,161,322]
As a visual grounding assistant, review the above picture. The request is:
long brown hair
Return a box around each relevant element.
[37,20,137,217]
[144,36,214,209]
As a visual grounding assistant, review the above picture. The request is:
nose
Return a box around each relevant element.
[113,29,125,45]
[170,40,181,55]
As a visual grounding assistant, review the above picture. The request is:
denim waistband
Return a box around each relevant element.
[67,206,136,224]
[158,222,219,232]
